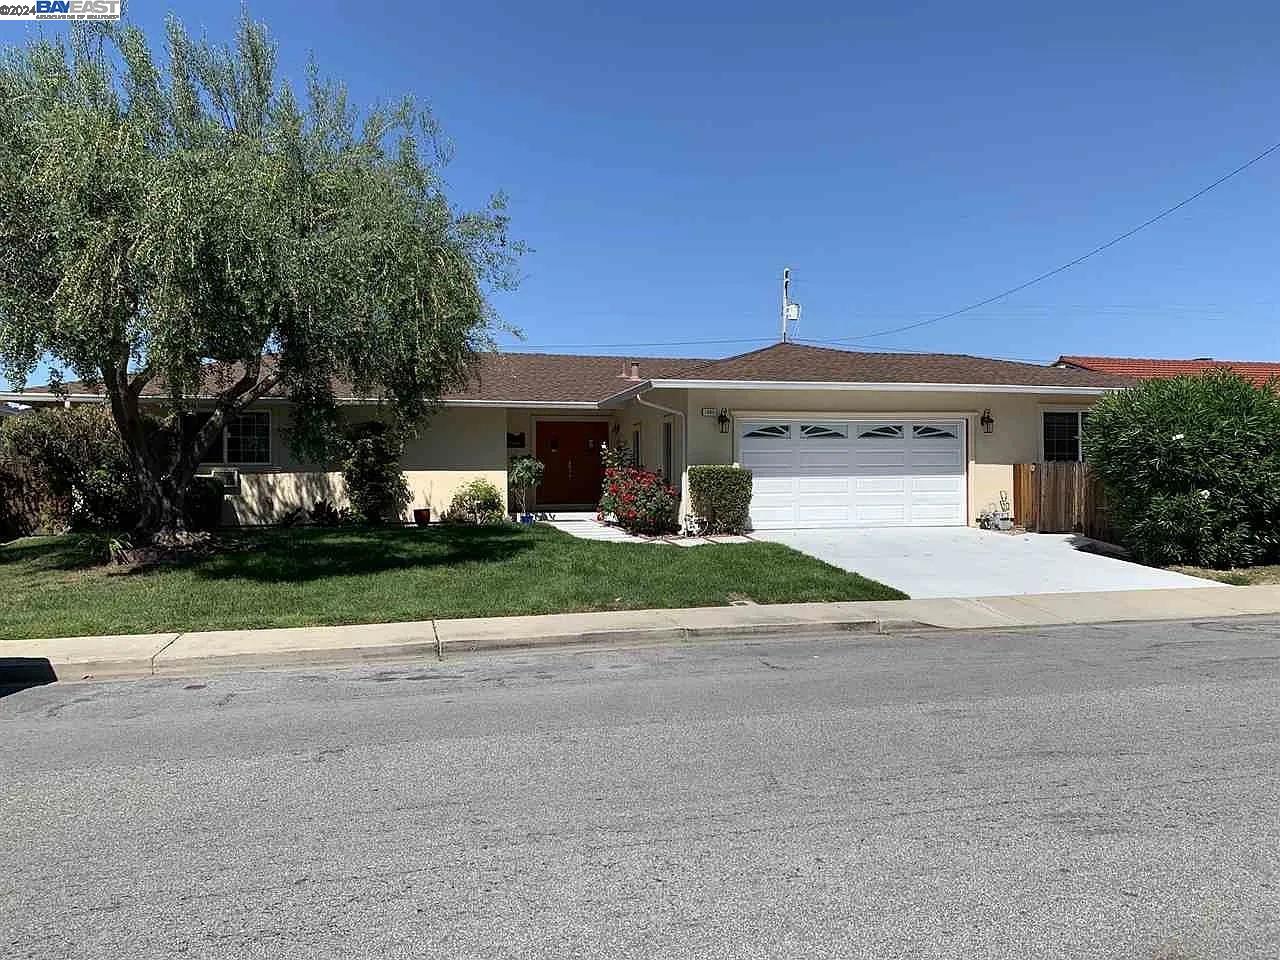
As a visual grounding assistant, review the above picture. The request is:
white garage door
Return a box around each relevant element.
[738,418,967,529]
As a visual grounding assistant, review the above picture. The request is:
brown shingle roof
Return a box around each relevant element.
[446,353,709,402]
[26,352,712,404]
[662,342,1131,389]
[21,343,1128,402]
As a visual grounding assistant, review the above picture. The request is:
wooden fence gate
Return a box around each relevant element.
[1012,462,1112,541]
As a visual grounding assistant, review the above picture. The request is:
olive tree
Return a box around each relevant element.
[0,15,520,541]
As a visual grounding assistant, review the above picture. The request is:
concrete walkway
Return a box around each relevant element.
[754,526,1213,598]
[545,517,753,546]
[4,584,1280,681]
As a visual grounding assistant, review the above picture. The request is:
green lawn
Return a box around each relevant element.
[0,525,906,640]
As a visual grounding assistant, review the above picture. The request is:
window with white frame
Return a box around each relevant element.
[1043,411,1088,462]
[188,411,272,465]
[631,425,642,468]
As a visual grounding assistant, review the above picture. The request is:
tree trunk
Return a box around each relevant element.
[101,352,277,545]
[133,468,190,544]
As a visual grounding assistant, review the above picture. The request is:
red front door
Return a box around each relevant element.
[536,421,610,506]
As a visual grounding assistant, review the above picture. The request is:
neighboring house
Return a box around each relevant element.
[1056,355,1280,387]
[0,343,1128,529]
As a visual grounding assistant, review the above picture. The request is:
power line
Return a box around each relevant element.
[830,138,1280,344]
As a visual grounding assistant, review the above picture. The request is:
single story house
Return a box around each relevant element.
[1056,354,1280,387]
[3,343,1130,529]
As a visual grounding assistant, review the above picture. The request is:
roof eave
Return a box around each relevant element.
[645,379,1119,396]
[598,380,653,408]
[0,391,607,410]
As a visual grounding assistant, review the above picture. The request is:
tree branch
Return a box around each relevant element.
[185,357,280,475]
[127,362,156,398]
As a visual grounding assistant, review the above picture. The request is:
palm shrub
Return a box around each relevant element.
[1084,370,1280,568]
[341,422,411,524]
[687,465,753,534]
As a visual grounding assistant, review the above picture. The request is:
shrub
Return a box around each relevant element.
[600,442,633,470]
[599,466,678,535]
[508,456,545,515]
[687,465,753,534]
[309,498,348,527]
[74,531,134,566]
[183,476,225,531]
[1085,370,1280,568]
[444,477,507,524]
[340,422,411,524]
[0,406,139,530]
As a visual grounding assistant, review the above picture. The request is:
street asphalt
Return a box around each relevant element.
[2,618,1278,959]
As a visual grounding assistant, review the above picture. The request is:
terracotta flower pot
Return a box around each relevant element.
[413,508,431,526]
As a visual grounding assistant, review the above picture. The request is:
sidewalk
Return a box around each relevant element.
[4,584,1280,681]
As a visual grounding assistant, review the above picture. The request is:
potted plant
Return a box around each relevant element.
[412,498,431,526]
[508,455,545,525]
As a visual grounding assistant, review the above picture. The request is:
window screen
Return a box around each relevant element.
[1043,412,1082,462]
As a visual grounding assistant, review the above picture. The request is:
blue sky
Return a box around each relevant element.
[13,1,1280,383]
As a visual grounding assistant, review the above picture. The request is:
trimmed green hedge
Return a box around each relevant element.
[688,465,753,535]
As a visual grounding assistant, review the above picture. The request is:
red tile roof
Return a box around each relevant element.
[1056,355,1280,387]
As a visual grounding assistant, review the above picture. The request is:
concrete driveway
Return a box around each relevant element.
[753,526,1214,598]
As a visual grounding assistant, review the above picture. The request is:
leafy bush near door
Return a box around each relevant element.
[444,477,506,524]
[1084,370,1280,568]
[687,465,753,534]
[599,467,678,535]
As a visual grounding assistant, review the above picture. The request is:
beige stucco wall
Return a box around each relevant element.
[206,386,1097,527]
[217,404,508,524]
[670,387,1097,525]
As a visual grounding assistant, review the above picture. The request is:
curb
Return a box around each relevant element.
[2,616,938,683]
[436,617,913,656]
[8,583,1279,684]
[150,640,442,677]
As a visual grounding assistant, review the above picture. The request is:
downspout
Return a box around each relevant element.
[634,391,689,521]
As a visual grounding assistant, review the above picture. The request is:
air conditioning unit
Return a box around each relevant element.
[208,467,240,492]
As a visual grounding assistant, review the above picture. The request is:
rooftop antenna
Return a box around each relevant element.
[781,268,801,341]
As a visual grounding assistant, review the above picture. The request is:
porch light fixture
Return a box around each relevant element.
[717,409,731,434]
[980,409,994,434]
